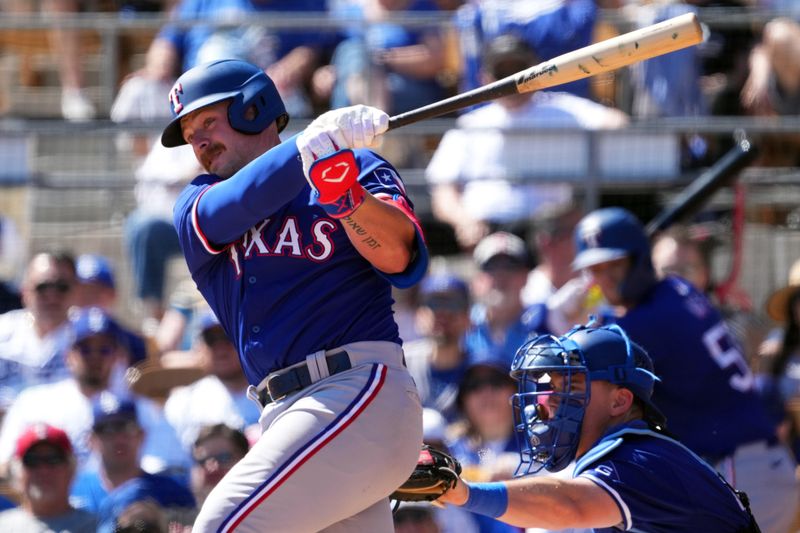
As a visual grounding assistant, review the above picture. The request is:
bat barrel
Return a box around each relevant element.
[645,138,758,238]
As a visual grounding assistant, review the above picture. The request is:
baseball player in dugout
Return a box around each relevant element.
[163,58,429,532]
[544,207,796,532]
[438,324,761,532]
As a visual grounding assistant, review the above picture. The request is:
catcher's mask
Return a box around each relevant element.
[510,323,664,475]
[161,59,288,148]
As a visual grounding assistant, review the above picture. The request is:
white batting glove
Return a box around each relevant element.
[296,105,389,177]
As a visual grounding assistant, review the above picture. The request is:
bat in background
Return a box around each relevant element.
[645,138,758,239]
[387,12,704,130]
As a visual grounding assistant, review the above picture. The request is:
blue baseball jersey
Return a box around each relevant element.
[615,277,775,459]
[173,136,428,385]
[96,473,196,533]
[574,421,753,532]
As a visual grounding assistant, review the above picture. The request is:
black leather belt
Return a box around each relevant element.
[258,351,352,405]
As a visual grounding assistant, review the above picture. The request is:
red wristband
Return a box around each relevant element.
[322,182,366,219]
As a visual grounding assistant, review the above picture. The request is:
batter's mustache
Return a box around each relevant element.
[201,143,224,168]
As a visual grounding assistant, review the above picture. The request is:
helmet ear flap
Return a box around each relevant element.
[228,89,269,135]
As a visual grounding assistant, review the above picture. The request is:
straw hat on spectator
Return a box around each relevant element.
[766,258,800,322]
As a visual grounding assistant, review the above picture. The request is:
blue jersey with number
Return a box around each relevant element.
[615,277,775,459]
[173,136,428,385]
[575,421,753,532]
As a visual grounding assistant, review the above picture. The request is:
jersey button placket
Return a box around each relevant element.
[248,276,257,284]
[252,325,261,333]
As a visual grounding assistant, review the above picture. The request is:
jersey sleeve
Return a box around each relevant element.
[172,135,308,274]
[355,150,429,288]
[172,177,224,275]
[578,452,691,531]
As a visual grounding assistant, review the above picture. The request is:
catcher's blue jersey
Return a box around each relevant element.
[616,277,775,459]
[575,421,753,532]
[173,136,428,385]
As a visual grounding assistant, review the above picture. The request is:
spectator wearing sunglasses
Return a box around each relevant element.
[68,394,195,533]
[73,254,149,396]
[0,253,77,413]
[190,424,249,506]
[405,274,473,421]
[447,356,521,533]
[0,309,188,478]
[0,423,96,532]
[71,395,194,514]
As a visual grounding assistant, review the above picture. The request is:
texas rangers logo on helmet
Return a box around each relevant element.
[169,82,184,115]
[579,219,602,248]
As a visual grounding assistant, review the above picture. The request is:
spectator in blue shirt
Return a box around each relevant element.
[71,393,196,523]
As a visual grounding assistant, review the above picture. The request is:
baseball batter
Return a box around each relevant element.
[163,59,428,532]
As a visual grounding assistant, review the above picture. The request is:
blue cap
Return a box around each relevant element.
[92,392,138,429]
[71,307,120,345]
[75,254,115,289]
[419,274,469,309]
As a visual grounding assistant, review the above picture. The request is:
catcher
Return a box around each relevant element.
[396,325,761,532]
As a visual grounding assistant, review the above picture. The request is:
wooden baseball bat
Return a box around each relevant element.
[387,12,703,130]
[644,138,758,239]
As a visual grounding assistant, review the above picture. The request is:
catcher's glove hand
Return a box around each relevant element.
[391,444,461,502]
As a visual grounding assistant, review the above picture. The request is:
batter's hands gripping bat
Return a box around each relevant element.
[387,12,704,130]
[645,138,758,239]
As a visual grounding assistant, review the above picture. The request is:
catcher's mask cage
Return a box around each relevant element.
[161,59,289,148]
[510,323,663,476]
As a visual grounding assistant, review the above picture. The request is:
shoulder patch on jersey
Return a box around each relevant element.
[371,167,406,195]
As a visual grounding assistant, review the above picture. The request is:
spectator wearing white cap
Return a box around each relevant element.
[466,232,540,367]
[0,307,189,478]
[0,423,96,531]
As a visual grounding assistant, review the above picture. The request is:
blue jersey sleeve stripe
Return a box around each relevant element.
[580,473,632,531]
[192,185,226,255]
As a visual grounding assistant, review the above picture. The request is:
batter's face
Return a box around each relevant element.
[180,101,275,179]
[583,257,630,306]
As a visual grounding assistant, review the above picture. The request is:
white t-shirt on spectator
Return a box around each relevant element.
[0,310,73,410]
[164,375,260,451]
[0,378,189,475]
[426,91,624,224]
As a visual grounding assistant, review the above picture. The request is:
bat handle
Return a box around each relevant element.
[387,77,518,131]
[645,136,757,238]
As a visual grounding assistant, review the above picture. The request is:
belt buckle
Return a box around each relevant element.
[265,373,286,403]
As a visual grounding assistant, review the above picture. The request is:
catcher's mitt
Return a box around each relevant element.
[391,444,461,502]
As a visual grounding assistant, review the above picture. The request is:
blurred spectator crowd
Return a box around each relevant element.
[1,0,800,532]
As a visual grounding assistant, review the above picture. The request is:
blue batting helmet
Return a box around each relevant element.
[161,59,289,148]
[572,207,656,303]
[509,323,664,475]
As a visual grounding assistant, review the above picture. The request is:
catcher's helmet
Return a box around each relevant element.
[572,207,656,304]
[509,323,664,475]
[161,59,289,148]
